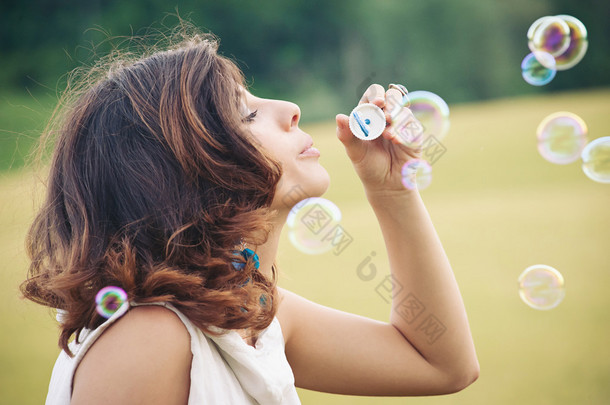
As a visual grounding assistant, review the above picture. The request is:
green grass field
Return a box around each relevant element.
[1,89,609,404]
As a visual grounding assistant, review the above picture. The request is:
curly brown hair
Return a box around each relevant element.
[21,31,283,356]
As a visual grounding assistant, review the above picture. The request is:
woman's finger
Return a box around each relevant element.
[385,88,405,119]
[359,84,386,108]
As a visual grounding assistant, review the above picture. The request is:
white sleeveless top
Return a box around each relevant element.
[45,301,301,404]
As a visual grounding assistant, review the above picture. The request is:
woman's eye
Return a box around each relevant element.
[243,109,258,123]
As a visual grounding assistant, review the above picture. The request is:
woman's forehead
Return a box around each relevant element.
[239,86,254,101]
[238,87,262,110]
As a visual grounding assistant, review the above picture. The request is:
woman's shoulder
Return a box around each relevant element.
[70,304,192,404]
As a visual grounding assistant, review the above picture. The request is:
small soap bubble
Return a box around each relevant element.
[518,265,565,310]
[554,15,588,71]
[286,197,342,255]
[521,52,556,86]
[527,16,571,57]
[405,91,450,141]
[401,159,433,190]
[581,136,610,183]
[95,286,128,318]
[536,112,587,164]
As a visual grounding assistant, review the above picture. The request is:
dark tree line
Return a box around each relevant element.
[1,0,608,121]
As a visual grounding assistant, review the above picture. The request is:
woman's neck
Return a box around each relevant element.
[249,208,288,280]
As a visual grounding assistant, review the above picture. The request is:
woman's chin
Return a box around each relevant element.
[318,172,331,196]
[307,167,331,197]
[273,171,330,211]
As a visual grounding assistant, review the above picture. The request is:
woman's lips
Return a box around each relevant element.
[299,146,320,157]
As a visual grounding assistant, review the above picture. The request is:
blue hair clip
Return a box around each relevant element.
[232,247,260,271]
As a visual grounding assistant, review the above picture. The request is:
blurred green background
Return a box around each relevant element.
[1,0,609,404]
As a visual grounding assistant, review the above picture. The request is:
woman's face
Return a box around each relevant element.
[241,89,330,211]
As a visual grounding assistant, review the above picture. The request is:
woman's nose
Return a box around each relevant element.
[283,101,301,130]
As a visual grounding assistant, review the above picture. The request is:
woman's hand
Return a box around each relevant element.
[336,84,423,195]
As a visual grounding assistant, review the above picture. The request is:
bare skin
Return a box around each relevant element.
[71,84,479,403]
[71,306,192,405]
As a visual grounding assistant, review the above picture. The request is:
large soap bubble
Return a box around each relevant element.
[518,265,565,310]
[528,16,571,57]
[286,197,343,255]
[581,136,610,183]
[536,112,587,164]
[406,91,450,141]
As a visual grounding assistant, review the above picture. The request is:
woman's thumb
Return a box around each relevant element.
[336,114,352,143]
[336,113,366,163]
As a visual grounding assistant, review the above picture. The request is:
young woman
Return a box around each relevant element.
[22,31,478,404]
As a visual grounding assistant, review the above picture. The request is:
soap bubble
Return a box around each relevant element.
[518,265,565,310]
[554,15,588,71]
[286,197,343,255]
[401,159,433,190]
[95,286,128,318]
[521,51,556,85]
[527,16,571,58]
[521,52,556,86]
[526,15,587,71]
[406,91,450,141]
[581,136,610,183]
[536,112,587,164]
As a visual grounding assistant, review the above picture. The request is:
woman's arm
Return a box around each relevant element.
[71,305,192,405]
[278,191,478,395]
[276,84,478,396]
[365,186,479,384]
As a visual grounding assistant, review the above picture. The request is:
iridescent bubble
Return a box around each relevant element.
[527,16,571,57]
[401,159,432,190]
[406,91,450,141]
[518,265,565,310]
[536,112,587,164]
[554,15,588,71]
[95,286,128,318]
[581,136,610,183]
[521,52,556,86]
[285,197,342,255]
